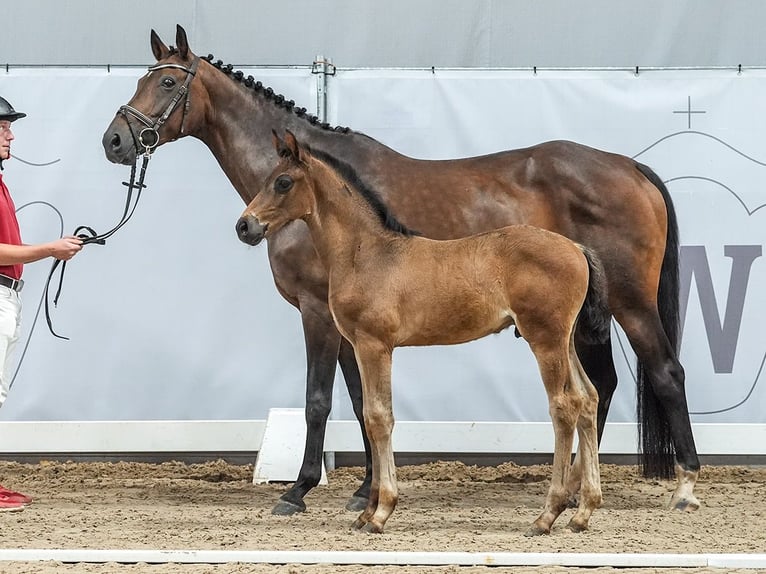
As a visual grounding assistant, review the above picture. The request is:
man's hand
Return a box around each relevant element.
[48,236,83,261]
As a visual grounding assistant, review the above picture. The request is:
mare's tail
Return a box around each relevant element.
[634,161,680,479]
[577,246,611,345]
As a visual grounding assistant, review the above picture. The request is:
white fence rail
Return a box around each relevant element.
[2,420,765,456]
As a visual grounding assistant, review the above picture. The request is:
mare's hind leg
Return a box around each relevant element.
[567,334,617,504]
[272,300,341,516]
[338,338,373,511]
[617,305,700,512]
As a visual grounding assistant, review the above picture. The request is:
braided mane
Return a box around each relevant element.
[201,53,352,134]
[310,146,418,237]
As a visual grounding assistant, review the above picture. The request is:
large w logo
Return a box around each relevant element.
[680,245,762,373]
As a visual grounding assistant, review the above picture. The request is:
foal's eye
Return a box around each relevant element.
[274,175,294,194]
[161,76,176,89]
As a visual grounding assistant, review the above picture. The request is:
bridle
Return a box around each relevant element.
[118,56,200,155]
[44,56,200,339]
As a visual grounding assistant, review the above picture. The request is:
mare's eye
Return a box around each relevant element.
[161,76,176,89]
[275,174,293,194]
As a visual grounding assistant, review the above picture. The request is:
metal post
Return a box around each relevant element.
[312,55,335,124]
[313,54,337,471]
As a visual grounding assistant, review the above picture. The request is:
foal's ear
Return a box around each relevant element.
[284,130,301,161]
[176,24,190,59]
[150,29,171,61]
[272,129,293,160]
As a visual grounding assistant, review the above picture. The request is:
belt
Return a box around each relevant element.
[0,274,23,292]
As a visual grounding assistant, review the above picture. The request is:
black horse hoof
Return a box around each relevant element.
[272,498,306,516]
[345,495,368,512]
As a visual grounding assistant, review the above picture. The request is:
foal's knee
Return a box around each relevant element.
[549,396,581,428]
[363,411,394,443]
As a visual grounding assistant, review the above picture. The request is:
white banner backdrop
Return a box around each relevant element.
[1,65,765,433]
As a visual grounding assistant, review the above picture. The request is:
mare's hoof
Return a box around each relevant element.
[669,495,701,513]
[345,495,368,512]
[272,498,306,516]
[524,525,550,537]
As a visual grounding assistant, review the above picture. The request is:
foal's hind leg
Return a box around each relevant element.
[567,334,617,505]
[565,351,602,533]
[349,338,398,534]
[526,345,580,536]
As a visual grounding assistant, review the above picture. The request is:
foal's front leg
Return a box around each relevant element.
[338,338,373,511]
[349,340,397,534]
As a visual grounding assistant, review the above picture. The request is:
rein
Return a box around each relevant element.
[44,153,150,339]
[44,58,199,339]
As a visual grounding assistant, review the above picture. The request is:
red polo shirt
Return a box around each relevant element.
[0,174,23,280]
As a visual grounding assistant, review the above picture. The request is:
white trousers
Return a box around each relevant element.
[0,286,21,408]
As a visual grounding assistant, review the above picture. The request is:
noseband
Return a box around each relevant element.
[119,57,200,156]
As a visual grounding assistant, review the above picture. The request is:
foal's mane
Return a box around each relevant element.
[309,147,418,237]
[199,52,353,134]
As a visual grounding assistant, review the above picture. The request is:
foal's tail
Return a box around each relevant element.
[634,161,680,479]
[577,246,611,345]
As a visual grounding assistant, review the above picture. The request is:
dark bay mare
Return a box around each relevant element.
[237,130,608,535]
[102,25,700,515]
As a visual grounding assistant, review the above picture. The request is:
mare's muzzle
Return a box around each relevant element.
[236,214,268,246]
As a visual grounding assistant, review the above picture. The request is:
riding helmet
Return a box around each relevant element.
[0,96,26,122]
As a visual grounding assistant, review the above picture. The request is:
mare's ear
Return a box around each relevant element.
[150,29,170,61]
[176,24,190,59]
[284,129,301,161]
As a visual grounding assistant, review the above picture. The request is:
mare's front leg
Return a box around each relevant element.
[350,338,397,534]
[272,298,341,516]
[338,338,373,511]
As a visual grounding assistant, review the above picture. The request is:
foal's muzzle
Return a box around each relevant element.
[236,214,268,246]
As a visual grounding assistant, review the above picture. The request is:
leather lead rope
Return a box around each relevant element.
[44,154,150,339]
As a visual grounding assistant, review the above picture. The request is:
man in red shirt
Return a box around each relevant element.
[0,96,83,512]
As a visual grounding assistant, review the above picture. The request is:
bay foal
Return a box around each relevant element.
[236,131,610,535]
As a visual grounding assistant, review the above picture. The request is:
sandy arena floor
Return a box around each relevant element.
[0,459,763,574]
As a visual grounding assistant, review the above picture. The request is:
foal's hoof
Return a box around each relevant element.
[345,495,368,512]
[358,521,383,534]
[523,524,550,537]
[566,518,589,533]
[669,494,701,513]
[566,495,579,509]
[272,498,306,516]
